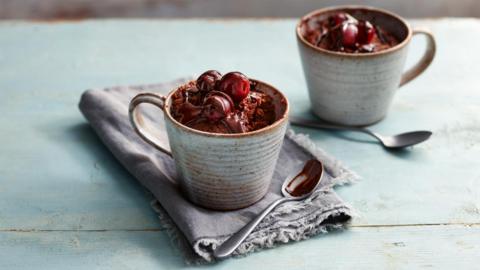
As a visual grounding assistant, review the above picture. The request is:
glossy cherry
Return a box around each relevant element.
[341,22,358,48]
[196,70,222,92]
[217,72,251,102]
[203,91,234,122]
[357,20,376,44]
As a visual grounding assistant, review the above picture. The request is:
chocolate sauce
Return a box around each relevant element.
[223,114,248,133]
[286,159,323,197]
[176,102,203,124]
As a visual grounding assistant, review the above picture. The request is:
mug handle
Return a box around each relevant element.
[399,29,436,87]
[128,92,173,157]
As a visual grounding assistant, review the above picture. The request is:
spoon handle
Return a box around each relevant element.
[213,197,292,259]
[289,116,366,132]
[289,116,380,139]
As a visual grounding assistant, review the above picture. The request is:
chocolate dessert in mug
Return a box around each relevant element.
[129,71,289,210]
[297,6,436,126]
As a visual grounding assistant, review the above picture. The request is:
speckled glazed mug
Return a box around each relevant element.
[128,80,289,210]
[297,6,436,126]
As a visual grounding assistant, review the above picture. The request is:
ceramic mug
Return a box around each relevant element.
[296,6,436,126]
[128,80,289,210]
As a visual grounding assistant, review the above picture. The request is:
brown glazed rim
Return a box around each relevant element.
[163,79,290,138]
[296,5,413,58]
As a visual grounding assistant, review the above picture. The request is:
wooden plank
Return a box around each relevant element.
[1,225,479,269]
[0,19,479,231]
[0,90,162,229]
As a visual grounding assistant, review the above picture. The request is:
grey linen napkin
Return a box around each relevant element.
[79,78,359,263]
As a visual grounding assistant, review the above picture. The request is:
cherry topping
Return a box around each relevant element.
[202,91,234,122]
[217,72,251,102]
[357,20,376,44]
[196,70,222,92]
[341,22,358,48]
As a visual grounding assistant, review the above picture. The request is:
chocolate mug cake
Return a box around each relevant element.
[296,6,436,125]
[129,70,289,209]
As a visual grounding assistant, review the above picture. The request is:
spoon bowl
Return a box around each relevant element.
[213,159,324,259]
[377,131,432,149]
[281,159,324,198]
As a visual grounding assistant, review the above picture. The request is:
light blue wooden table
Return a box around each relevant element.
[0,18,479,269]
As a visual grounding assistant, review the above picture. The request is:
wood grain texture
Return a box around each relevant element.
[0,19,479,268]
[1,225,479,269]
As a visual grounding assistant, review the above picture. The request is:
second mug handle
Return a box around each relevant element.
[128,92,173,157]
[399,29,436,87]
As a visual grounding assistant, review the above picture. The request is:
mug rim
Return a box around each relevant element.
[163,79,290,138]
[296,5,413,58]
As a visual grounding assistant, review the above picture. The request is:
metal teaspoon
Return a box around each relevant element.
[213,159,324,259]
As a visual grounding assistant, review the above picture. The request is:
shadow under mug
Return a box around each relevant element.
[128,80,289,210]
[296,6,436,126]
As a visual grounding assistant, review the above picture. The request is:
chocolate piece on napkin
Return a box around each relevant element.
[79,78,359,263]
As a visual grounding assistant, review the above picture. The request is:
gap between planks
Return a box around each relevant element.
[1,222,479,233]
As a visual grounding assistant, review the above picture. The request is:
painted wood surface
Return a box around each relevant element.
[0,18,479,268]
[1,226,479,269]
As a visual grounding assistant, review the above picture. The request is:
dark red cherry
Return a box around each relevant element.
[203,91,234,122]
[330,12,348,26]
[217,72,251,102]
[196,70,222,92]
[357,20,376,44]
[341,22,358,48]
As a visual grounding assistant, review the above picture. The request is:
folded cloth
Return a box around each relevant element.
[79,78,359,263]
